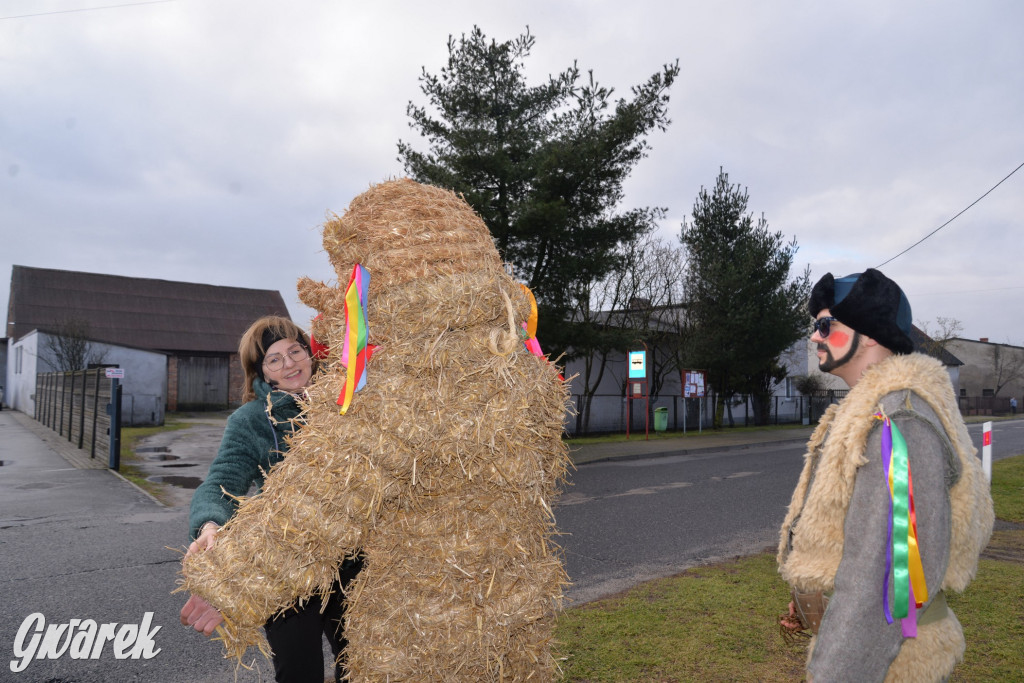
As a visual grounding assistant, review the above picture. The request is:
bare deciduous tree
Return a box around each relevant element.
[916,316,963,358]
[43,319,108,372]
[990,344,1024,397]
[571,233,687,434]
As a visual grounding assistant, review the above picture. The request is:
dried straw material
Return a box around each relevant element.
[180,178,571,681]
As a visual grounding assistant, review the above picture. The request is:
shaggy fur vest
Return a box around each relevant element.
[777,353,994,681]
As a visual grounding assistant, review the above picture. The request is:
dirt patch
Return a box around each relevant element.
[980,526,1024,565]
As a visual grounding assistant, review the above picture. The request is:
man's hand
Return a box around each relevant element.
[180,594,224,636]
[780,600,803,630]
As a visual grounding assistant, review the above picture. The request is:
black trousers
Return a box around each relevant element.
[264,558,363,683]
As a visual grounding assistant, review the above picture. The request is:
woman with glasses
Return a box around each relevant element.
[180,315,362,682]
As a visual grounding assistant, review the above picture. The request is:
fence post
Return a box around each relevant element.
[58,372,67,437]
[77,370,87,448]
[45,373,53,427]
[107,377,122,471]
[42,373,50,426]
[68,371,77,442]
[90,368,102,459]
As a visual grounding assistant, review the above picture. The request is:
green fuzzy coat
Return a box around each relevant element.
[188,378,302,540]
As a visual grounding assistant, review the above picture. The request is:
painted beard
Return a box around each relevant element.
[818,331,860,373]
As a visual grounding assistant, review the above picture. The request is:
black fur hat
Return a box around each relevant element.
[808,268,913,354]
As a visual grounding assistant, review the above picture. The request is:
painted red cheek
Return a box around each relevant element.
[828,330,850,346]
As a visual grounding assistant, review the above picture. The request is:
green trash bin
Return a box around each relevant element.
[654,406,668,431]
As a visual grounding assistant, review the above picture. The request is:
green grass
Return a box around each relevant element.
[555,554,806,681]
[117,415,192,503]
[991,456,1024,523]
[554,454,1024,682]
[949,557,1024,682]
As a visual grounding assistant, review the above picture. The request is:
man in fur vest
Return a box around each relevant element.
[777,268,993,682]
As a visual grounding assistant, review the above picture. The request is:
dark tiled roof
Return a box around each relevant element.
[7,265,290,353]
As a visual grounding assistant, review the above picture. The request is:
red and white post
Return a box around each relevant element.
[982,421,992,482]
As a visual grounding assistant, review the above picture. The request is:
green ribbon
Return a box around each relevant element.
[890,419,911,619]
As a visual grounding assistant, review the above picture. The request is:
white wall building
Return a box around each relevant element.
[6,330,168,426]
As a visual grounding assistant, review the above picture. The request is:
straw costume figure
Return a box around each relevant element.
[180,179,571,680]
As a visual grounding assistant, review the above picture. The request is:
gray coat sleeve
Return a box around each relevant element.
[808,392,954,682]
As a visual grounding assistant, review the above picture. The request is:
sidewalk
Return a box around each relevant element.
[6,408,111,470]
[0,410,271,683]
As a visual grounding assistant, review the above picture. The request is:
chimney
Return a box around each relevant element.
[980,337,989,343]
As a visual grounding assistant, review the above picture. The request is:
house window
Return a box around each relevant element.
[982,389,994,397]
[959,388,966,397]
[15,347,21,374]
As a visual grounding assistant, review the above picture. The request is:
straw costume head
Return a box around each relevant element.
[179,179,571,680]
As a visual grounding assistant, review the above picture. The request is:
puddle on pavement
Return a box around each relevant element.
[137,446,170,453]
[156,454,180,461]
[159,463,196,468]
[148,475,202,489]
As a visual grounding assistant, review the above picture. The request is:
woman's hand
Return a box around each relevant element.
[180,594,224,636]
[181,523,225,635]
[186,522,220,558]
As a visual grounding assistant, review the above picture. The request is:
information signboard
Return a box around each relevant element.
[628,351,647,379]
[683,369,706,398]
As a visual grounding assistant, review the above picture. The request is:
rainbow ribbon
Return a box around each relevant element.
[519,283,544,358]
[518,284,564,381]
[336,264,371,415]
[876,412,928,637]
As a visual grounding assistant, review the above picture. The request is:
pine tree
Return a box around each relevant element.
[398,26,679,356]
[680,168,810,426]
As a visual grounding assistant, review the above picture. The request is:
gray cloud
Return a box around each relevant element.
[3,0,1022,343]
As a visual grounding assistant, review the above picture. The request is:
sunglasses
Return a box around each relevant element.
[812,316,838,338]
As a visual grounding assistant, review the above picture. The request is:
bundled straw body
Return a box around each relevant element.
[180,179,570,680]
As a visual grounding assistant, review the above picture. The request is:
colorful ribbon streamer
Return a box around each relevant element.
[875,411,928,637]
[336,264,371,415]
[517,284,564,381]
[520,283,538,339]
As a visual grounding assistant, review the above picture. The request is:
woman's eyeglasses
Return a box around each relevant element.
[812,316,838,339]
[263,347,309,372]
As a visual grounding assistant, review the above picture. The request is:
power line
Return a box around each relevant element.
[1,0,175,20]
[911,284,1024,297]
[875,160,1024,268]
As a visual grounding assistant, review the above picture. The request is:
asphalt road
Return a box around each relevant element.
[557,418,1024,605]
[557,442,805,605]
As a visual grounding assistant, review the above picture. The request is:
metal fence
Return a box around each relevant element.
[34,369,117,461]
[566,390,850,437]
[568,389,1020,436]
[958,395,1017,417]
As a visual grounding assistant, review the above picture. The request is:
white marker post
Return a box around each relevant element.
[981,421,992,482]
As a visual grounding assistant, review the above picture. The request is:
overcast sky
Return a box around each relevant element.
[3,0,1022,346]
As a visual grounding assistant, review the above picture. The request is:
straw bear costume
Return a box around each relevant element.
[778,353,993,681]
[181,179,571,681]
